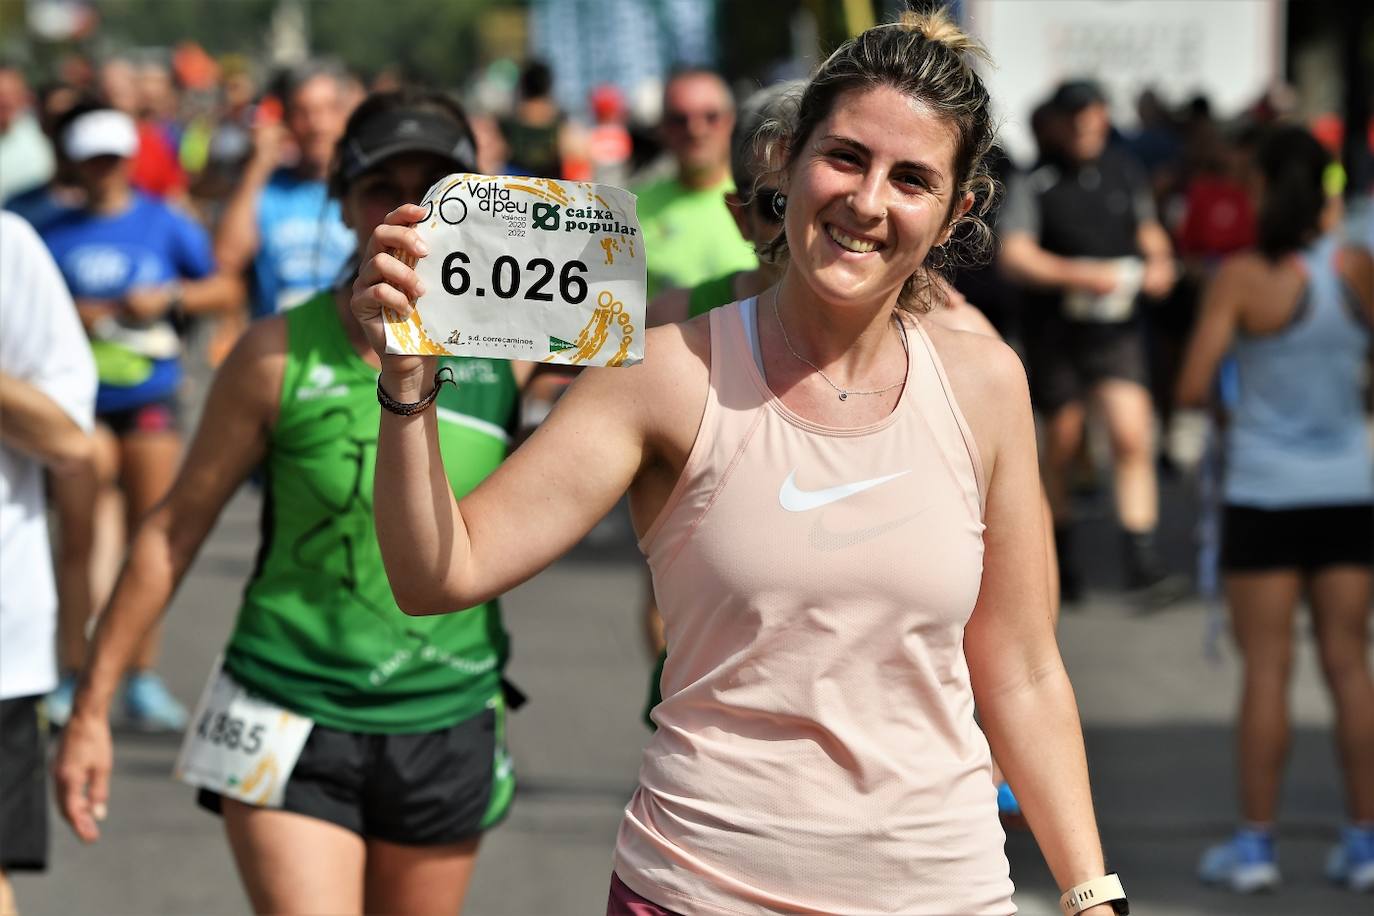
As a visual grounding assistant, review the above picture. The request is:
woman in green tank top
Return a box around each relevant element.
[56,90,528,914]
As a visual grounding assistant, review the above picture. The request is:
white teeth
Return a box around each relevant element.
[827,225,879,253]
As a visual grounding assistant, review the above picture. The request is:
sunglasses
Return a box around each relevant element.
[748,188,784,224]
[354,169,455,210]
[664,109,725,131]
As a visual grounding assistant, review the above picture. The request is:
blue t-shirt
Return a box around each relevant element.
[40,193,214,414]
[4,185,77,234]
[252,169,355,318]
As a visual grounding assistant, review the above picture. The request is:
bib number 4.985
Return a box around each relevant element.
[174,659,314,809]
[194,709,266,755]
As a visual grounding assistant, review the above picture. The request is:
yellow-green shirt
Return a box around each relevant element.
[633,174,757,299]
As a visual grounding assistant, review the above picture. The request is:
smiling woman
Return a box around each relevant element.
[353,9,1124,916]
[757,19,996,318]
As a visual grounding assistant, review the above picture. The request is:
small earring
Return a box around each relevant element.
[927,245,948,270]
[771,192,787,218]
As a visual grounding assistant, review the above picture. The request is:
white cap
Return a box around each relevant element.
[63,110,138,161]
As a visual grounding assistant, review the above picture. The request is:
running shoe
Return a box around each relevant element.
[996,781,1028,832]
[1326,825,1374,893]
[123,671,188,732]
[45,672,78,728]
[1123,532,1191,610]
[1198,827,1281,893]
[997,782,1021,816]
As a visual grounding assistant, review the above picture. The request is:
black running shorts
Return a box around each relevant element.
[198,704,513,845]
[1025,317,1150,414]
[98,395,180,437]
[0,695,49,872]
[1221,503,1374,572]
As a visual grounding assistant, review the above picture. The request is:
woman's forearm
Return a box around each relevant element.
[75,298,119,330]
[979,664,1107,890]
[0,372,94,472]
[213,160,270,275]
[374,369,473,614]
[181,272,245,316]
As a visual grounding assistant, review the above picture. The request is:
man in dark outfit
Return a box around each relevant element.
[999,80,1179,601]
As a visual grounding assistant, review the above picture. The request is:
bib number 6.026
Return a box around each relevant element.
[441,252,588,304]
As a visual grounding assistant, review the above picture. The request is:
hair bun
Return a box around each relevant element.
[898,7,988,60]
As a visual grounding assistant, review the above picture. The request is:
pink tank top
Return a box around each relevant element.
[614,300,1015,915]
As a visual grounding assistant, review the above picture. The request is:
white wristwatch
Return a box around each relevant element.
[1059,872,1129,915]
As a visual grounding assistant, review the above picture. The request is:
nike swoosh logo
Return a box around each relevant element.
[809,510,928,552]
[778,469,911,512]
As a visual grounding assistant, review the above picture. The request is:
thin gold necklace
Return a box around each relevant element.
[770,291,907,401]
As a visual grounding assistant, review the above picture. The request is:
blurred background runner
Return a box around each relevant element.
[497,59,586,179]
[97,57,187,205]
[1000,79,1184,605]
[1178,125,1374,895]
[39,101,241,732]
[0,64,56,202]
[212,61,355,328]
[634,68,756,299]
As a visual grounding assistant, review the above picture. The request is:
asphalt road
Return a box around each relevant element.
[12,461,1368,916]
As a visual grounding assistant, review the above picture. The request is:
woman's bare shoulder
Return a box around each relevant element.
[920,318,1031,471]
[1213,250,1268,289]
[217,316,286,381]
[927,294,1002,339]
[646,311,712,375]
[922,317,1026,403]
[566,313,711,426]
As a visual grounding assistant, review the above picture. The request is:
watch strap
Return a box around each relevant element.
[1059,872,1128,915]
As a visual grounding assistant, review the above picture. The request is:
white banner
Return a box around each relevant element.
[964,0,1284,165]
[385,174,646,367]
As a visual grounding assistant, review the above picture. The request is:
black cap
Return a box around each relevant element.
[1047,80,1107,114]
[338,108,478,184]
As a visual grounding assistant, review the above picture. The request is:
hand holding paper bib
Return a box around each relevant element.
[382,174,646,367]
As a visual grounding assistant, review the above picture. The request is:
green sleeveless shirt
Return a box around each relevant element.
[223,291,518,733]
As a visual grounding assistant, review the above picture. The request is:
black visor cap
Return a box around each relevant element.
[339,108,478,185]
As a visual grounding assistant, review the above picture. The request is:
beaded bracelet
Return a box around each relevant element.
[376,366,456,416]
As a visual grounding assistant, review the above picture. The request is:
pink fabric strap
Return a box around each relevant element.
[607,873,680,916]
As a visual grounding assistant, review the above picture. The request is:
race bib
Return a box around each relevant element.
[172,659,314,808]
[1062,257,1144,323]
[384,174,646,367]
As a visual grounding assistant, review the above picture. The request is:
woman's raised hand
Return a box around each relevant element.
[351,204,432,382]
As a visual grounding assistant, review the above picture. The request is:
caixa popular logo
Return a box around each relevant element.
[560,204,638,237]
[531,202,560,230]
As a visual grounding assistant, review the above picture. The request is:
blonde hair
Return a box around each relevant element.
[760,6,998,313]
[896,8,987,57]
